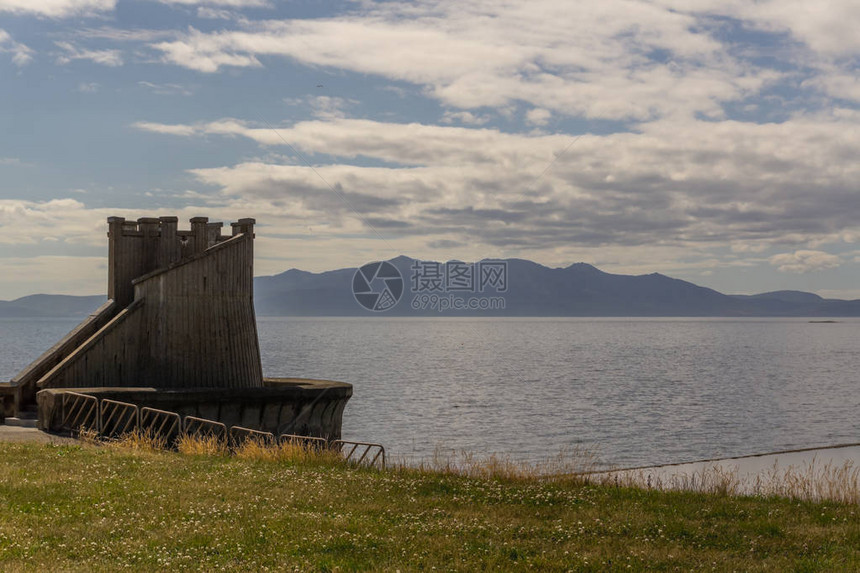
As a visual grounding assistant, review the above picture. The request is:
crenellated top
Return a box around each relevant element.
[108,216,255,241]
[107,216,256,307]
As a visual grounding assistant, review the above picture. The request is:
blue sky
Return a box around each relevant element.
[1,0,859,300]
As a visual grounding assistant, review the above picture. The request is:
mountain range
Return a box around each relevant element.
[2,256,859,318]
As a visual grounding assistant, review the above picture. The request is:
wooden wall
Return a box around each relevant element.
[38,232,262,390]
[133,232,262,389]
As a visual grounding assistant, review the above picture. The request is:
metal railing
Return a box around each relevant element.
[140,407,182,445]
[279,433,328,451]
[183,416,228,441]
[230,426,275,447]
[60,392,99,434]
[100,399,139,439]
[332,440,386,469]
[54,392,386,469]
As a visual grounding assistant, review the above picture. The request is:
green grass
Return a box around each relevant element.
[0,440,859,571]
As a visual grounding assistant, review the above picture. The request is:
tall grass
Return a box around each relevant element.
[233,438,343,464]
[175,433,229,456]
[407,445,601,482]
[96,431,860,504]
[595,458,860,503]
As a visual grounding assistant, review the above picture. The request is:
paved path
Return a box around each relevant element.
[0,425,76,444]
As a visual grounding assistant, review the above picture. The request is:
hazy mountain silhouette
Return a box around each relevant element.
[3,257,859,317]
[253,256,860,317]
[0,294,107,318]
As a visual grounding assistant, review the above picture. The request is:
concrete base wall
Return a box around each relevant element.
[37,377,351,440]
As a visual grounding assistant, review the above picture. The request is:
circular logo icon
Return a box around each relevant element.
[352,261,404,312]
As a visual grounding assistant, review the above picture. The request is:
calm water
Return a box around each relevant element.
[3,317,858,468]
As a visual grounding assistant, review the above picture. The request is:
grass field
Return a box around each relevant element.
[1,439,859,571]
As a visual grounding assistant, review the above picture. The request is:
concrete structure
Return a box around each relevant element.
[1,216,351,438]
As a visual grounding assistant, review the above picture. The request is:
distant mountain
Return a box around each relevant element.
[4,258,859,317]
[0,294,107,318]
[254,256,860,317]
[732,290,825,304]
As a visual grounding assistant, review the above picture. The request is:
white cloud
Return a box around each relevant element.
[0,157,22,165]
[130,111,860,265]
[0,0,114,18]
[146,1,768,121]
[0,199,107,246]
[769,250,842,273]
[55,41,123,66]
[132,0,860,128]
[732,0,860,57]
[137,80,193,96]
[441,111,490,126]
[306,96,358,120]
[132,121,198,136]
[0,29,33,66]
[804,73,860,104]
[196,7,235,20]
[525,108,552,126]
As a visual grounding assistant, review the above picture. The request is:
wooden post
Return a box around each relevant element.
[190,216,209,254]
[158,216,179,267]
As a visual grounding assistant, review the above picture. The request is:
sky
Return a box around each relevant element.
[1,0,859,300]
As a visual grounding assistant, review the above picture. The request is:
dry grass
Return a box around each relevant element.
[595,458,860,504]
[407,445,601,482]
[175,433,229,456]
[116,433,860,505]
[233,438,343,464]
[754,459,860,504]
[108,428,168,452]
[75,426,101,445]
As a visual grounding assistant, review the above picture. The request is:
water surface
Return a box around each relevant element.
[3,317,858,468]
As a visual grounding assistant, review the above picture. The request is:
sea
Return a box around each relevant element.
[2,316,858,469]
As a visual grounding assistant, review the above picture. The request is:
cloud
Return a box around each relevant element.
[131,110,860,263]
[132,1,860,131]
[804,72,860,104]
[304,95,358,120]
[76,27,178,42]
[0,157,22,165]
[145,2,775,121]
[55,41,123,66]
[132,121,199,136]
[0,0,115,18]
[151,28,263,73]
[138,80,193,96]
[77,82,99,92]
[727,0,860,57]
[525,108,552,126]
[0,29,33,66]
[196,7,235,20]
[441,111,490,126]
[0,199,108,246]
[11,0,852,292]
[769,250,842,273]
